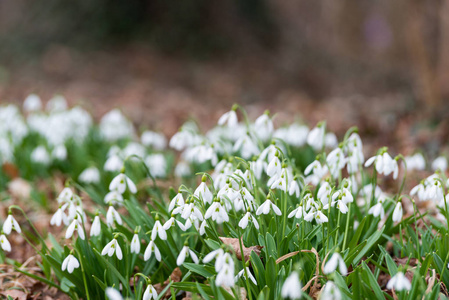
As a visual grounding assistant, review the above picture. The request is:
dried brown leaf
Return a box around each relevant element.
[219,237,262,261]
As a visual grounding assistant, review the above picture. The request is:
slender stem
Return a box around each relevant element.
[237,228,253,300]
[342,203,352,251]
[74,248,91,300]
[335,211,341,248]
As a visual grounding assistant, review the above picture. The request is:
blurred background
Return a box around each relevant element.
[0,0,448,154]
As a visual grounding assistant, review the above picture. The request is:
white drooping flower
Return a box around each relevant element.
[130,233,141,254]
[216,253,235,288]
[105,287,123,300]
[65,217,85,240]
[23,94,42,112]
[205,200,229,224]
[169,192,184,212]
[106,205,123,227]
[144,240,161,261]
[141,130,167,150]
[143,283,158,300]
[307,124,325,151]
[404,153,425,171]
[99,109,134,142]
[218,108,238,128]
[61,254,80,273]
[365,151,398,179]
[194,179,213,205]
[177,245,199,266]
[288,205,305,219]
[109,173,137,194]
[256,199,282,216]
[57,187,73,203]
[281,271,302,299]
[0,234,11,252]
[267,155,282,177]
[3,213,22,234]
[52,144,67,160]
[104,190,124,206]
[368,196,386,219]
[386,272,411,291]
[327,147,346,179]
[151,218,167,241]
[432,156,447,172]
[104,155,123,172]
[289,179,300,198]
[235,267,257,285]
[304,160,328,185]
[50,205,69,227]
[238,211,259,230]
[319,281,341,300]
[392,202,403,222]
[101,238,123,260]
[254,112,273,142]
[323,253,347,276]
[79,167,100,184]
[31,146,51,165]
[90,215,101,237]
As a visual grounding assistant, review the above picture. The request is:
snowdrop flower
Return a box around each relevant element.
[104,190,124,206]
[233,133,259,159]
[203,248,225,265]
[177,245,199,266]
[52,144,67,160]
[104,155,123,172]
[218,106,238,128]
[143,283,158,300]
[236,267,257,285]
[365,151,398,179]
[254,111,274,141]
[90,215,101,237]
[101,238,123,260]
[106,205,123,227]
[404,153,425,171]
[141,130,167,150]
[332,187,353,205]
[304,160,328,185]
[79,167,100,184]
[327,147,346,178]
[0,233,11,252]
[216,253,235,288]
[289,178,300,198]
[307,123,325,151]
[151,216,167,241]
[392,201,403,222]
[169,191,184,213]
[145,154,167,178]
[144,240,161,261]
[105,287,123,300]
[50,205,69,227]
[256,197,282,216]
[368,196,386,218]
[46,95,67,112]
[324,253,347,276]
[3,213,22,234]
[250,158,265,180]
[100,109,134,142]
[194,176,213,204]
[57,187,73,203]
[267,154,282,177]
[23,94,42,112]
[205,200,229,224]
[281,271,302,299]
[175,161,190,177]
[304,208,328,224]
[109,173,137,194]
[199,219,208,235]
[239,211,259,230]
[288,205,305,219]
[432,156,447,172]
[163,215,187,231]
[130,233,140,254]
[320,281,341,300]
[386,272,411,291]
[31,146,50,165]
[65,216,85,240]
[62,254,80,273]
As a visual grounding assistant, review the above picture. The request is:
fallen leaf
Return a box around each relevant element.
[219,237,262,261]
[154,267,182,299]
[0,289,27,300]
